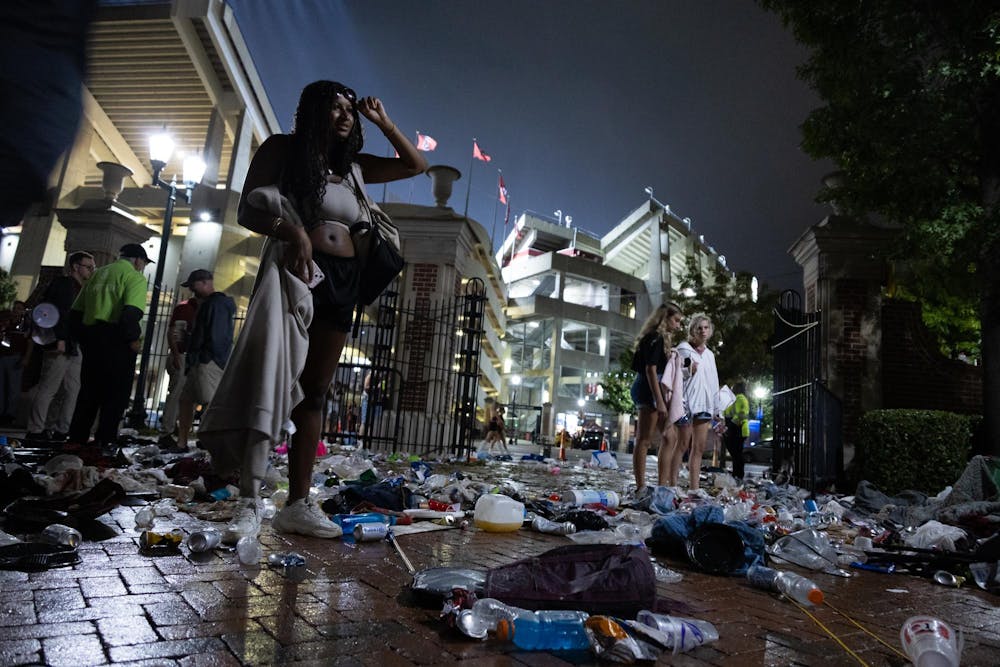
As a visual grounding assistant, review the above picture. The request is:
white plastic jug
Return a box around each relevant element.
[473,494,525,532]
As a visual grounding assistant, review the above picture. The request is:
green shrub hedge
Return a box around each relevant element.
[855,409,973,496]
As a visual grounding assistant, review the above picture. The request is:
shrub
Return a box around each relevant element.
[855,409,973,495]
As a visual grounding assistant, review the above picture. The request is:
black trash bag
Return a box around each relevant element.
[552,508,609,531]
[483,543,656,617]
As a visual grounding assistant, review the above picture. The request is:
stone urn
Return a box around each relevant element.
[425,165,461,208]
[96,161,134,201]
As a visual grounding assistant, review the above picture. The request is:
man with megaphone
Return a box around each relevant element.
[25,251,96,442]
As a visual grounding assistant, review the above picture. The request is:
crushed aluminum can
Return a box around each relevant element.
[354,522,389,542]
[139,529,183,553]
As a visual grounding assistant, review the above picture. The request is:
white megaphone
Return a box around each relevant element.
[30,302,60,346]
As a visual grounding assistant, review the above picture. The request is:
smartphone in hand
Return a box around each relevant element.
[307,263,325,289]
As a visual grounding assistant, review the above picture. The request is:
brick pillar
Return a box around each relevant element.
[401,263,439,411]
[790,214,897,467]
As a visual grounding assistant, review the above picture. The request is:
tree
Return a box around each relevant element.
[0,269,17,310]
[672,256,779,390]
[761,1,1000,454]
[598,348,635,416]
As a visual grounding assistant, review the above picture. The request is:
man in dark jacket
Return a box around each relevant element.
[25,251,95,441]
[68,243,150,447]
[176,269,235,450]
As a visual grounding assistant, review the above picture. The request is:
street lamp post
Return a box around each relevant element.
[126,131,205,429]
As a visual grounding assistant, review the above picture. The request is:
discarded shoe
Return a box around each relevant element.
[223,498,262,545]
[272,499,343,538]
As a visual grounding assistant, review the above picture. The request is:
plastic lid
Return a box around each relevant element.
[807,588,824,605]
[496,618,513,641]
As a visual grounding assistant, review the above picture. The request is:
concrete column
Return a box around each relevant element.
[643,214,662,316]
[226,108,254,194]
[200,107,226,188]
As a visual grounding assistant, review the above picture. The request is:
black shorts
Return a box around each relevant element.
[311,252,359,332]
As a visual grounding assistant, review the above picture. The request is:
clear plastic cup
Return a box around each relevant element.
[636,610,719,654]
[899,616,962,667]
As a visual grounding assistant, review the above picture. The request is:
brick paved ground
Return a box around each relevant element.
[1,451,999,665]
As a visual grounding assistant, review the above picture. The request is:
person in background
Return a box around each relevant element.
[657,305,688,487]
[0,301,28,425]
[199,80,426,542]
[629,302,684,496]
[67,243,150,448]
[485,405,508,454]
[25,251,95,441]
[722,380,750,480]
[174,270,235,451]
[671,314,721,493]
[159,280,200,442]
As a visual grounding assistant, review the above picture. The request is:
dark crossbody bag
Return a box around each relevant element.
[347,164,404,306]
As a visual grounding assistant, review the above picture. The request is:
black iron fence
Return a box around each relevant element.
[133,277,486,459]
[771,289,842,492]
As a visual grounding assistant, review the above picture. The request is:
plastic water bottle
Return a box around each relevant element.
[236,536,262,565]
[331,512,393,531]
[530,516,577,535]
[746,563,780,590]
[496,609,591,650]
[776,571,824,606]
[747,564,823,605]
[40,524,82,548]
[468,598,532,632]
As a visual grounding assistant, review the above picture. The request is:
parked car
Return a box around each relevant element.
[579,429,608,450]
[743,439,773,465]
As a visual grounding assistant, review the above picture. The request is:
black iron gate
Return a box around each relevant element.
[771,289,842,492]
[322,278,486,458]
[134,277,486,458]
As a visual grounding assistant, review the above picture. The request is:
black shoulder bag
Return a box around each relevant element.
[347,165,405,334]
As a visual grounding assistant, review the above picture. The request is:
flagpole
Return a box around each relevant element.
[463,137,476,219]
[489,169,501,252]
[505,199,515,268]
[382,144,392,202]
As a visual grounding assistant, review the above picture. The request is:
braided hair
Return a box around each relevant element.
[281,80,364,224]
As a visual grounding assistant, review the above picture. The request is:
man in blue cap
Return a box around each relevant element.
[67,243,150,448]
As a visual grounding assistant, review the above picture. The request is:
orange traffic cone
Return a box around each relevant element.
[600,438,608,452]
[558,441,567,461]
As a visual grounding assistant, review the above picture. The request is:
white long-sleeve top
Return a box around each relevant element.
[676,341,720,417]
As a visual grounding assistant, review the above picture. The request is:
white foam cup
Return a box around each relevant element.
[899,616,962,667]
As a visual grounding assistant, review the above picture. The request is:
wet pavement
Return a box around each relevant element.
[2,444,999,665]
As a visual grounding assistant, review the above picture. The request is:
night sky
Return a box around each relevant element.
[228,0,832,291]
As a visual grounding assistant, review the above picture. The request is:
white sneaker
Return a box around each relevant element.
[271,499,343,538]
[223,497,261,545]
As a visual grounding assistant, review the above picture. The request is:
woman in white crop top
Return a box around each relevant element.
[229,81,426,540]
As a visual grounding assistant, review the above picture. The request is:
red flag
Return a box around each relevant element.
[473,140,491,162]
[415,133,437,151]
[498,174,508,205]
